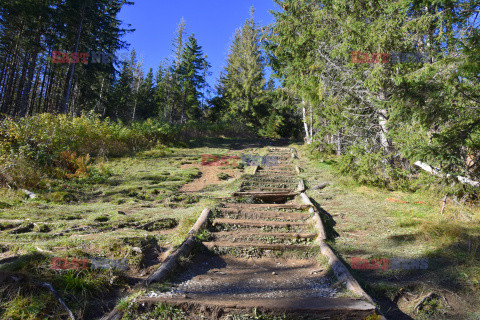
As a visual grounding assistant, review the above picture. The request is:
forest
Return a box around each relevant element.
[1,0,479,194]
[0,1,480,319]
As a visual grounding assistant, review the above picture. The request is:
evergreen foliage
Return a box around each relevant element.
[266,0,480,188]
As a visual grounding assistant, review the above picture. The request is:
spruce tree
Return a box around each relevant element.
[178,34,210,122]
[168,19,187,123]
[135,68,155,120]
[154,61,171,121]
[217,8,268,129]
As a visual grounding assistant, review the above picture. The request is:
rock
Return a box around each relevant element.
[312,183,329,190]
[132,247,142,253]
[22,189,37,199]
[272,272,277,275]
[311,268,325,274]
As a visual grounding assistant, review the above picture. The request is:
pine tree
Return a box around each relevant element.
[168,19,187,123]
[216,8,268,129]
[0,0,132,116]
[154,61,171,121]
[178,34,210,122]
[135,68,155,120]
[106,50,135,121]
[266,0,480,185]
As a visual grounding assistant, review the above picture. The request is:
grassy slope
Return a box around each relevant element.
[0,140,250,319]
[3,138,479,319]
[296,144,480,320]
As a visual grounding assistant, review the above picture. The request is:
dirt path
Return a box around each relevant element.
[180,163,239,192]
[143,147,378,319]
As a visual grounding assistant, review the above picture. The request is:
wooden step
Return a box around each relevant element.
[258,166,295,170]
[218,207,310,215]
[257,170,296,175]
[139,297,376,317]
[240,185,296,190]
[241,181,298,187]
[217,208,311,221]
[212,218,306,228]
[221,203,311,210]
[213,231,317,239]
[254,172,297,178]
[233,191,298,201]
[242,177,298,183]
[203,241,313,251]
[239,187,296,192]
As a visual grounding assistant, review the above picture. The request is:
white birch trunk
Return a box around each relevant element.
[302,100,311,144]
[414,161,480,188]
[378,109,390,153]
[132,60,143,121]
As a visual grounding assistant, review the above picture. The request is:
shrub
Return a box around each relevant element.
[0,113,261,189]
[0,113,178,189]
[217,172,232,180]
[335,144,418,191]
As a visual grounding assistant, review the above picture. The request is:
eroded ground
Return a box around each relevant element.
[2,139,478,319]
[129,147,376,320]
[0,139,266,319]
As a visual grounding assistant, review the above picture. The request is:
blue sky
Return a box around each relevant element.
[117,1,278,91]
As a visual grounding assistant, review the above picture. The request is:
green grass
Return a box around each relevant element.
[0,140,253,319]
[296,143,480,319]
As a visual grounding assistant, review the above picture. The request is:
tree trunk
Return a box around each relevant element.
[377,108,390,152]
[28,65,41,115]
[414,161,480,188]
[61,0,86,114]
[97,77,105,116]
[15,53,30,116]
[302,100,311,144]
[132,68,141,121]
[36,56,49,113]
[0,53,12,113]
[180,88,187,124]
[309,103,313,139]
[19,16,43,117]
[336,130,342,155]
[19,50,40,116]
[44,68,55,113]
[2,50,20,115]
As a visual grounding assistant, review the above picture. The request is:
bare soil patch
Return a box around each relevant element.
[180,163,240,192]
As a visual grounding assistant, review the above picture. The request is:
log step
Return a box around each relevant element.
[239,187,296,192]
[218,207,310,215]
[212,218,305,227]
[217,208,311,221]
[240,184,296,189]
[139,297,376,317]
[203,241,313,251]
[242,179,298,184]
[256,167,295,170]
[221,203,311,210]
[254,173,297,178]
[211,235,314,246]
[213,231,317,241]
[233,191,298,199]
[241,182,298,187]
